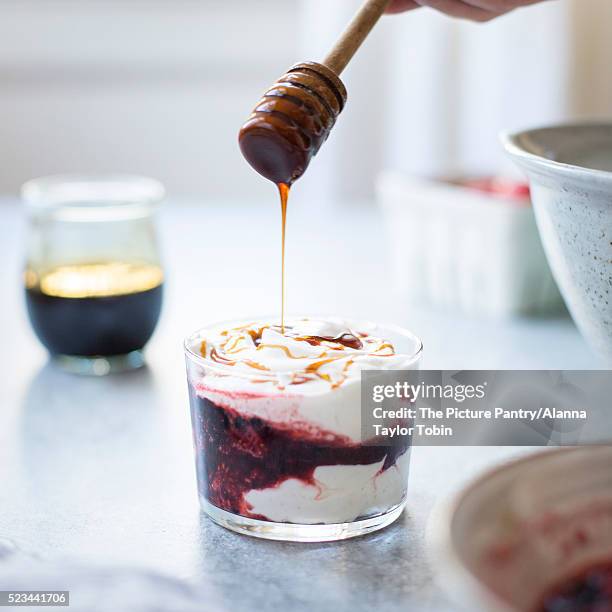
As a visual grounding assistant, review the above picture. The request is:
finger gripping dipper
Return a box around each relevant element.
[239,0,391,186]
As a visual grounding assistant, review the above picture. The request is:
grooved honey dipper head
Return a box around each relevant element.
[238,62,347,186]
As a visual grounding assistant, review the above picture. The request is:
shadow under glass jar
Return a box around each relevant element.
[22,175,165,375]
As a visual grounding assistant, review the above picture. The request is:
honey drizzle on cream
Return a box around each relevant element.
[210,348,236,366]
[331,357,355,389]
[305,356,347,384]
[242,360,270,372]
[373,342,396,356]
[199,323,397,389]
[255,344,304,359]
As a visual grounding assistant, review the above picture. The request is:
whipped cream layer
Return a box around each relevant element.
[190,318,419,442]
[244,452,411,524]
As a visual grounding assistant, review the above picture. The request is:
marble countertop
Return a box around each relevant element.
[0,199,601,612]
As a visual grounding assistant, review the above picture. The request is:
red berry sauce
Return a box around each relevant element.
[188,384,410,521]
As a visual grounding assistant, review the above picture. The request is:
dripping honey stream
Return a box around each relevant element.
[238,0,394,338]
[278,183,289,334]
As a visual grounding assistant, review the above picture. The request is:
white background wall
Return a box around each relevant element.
[0,0,611,202]
[298,0,612,203]
[0,0,300,201]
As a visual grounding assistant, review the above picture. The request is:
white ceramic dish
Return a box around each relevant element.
[377,172,562,317]
[430,446,612,611]
[503,123,612,363]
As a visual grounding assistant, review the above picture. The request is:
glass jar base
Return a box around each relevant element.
[200,498,406,542]
[52,350,145,375]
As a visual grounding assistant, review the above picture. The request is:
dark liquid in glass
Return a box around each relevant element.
[25,262,163,357]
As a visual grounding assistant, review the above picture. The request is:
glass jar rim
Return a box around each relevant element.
[184,315,423,379]
[21,174,165,209]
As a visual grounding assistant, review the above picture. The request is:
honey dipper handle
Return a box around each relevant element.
[322,0,392,75]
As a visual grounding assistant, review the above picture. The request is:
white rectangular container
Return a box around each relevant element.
[377,171,563,317]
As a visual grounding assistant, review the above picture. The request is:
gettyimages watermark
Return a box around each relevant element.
[360,370,612,446]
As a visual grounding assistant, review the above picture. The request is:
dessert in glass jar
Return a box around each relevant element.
[184,316,422,541]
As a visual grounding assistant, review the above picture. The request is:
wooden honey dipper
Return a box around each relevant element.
[239,0,391,186]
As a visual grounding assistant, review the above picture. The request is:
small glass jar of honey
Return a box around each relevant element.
[22,175,165,374]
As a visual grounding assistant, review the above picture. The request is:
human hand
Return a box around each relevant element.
[386,0,546,22]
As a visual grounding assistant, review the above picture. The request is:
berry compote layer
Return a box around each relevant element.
[540,562,612,612]
[186,318,418,525]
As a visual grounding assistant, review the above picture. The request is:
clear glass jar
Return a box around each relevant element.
[184,316,423,542]
[22,175,165,375]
